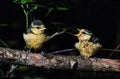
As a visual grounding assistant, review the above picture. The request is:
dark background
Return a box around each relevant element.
[0,0,120,57]
[0,0,120,79]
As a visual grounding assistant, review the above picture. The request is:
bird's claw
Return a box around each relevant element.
[40,51,45,56]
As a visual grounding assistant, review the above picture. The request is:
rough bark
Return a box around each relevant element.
[0,47,120,72]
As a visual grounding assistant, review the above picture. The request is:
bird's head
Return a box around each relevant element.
[30,20,46,34]
[74,29,93,41]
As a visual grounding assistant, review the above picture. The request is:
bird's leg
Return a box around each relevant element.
[79,55,92,66]
[16,47,30,63]
[84,57,92,65]
[78,54,85,59]
[40,51,45,56]
[25,49,31,60]
[24,46,31,60]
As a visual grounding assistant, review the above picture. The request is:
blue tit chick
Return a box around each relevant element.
[23,20,49,51]
[74,29,102,58]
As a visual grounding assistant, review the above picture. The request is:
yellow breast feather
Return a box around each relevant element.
[23,33,47,50]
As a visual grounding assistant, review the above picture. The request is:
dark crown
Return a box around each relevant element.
[32,20,43,25]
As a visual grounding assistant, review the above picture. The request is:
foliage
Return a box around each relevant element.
[12,0,70,31]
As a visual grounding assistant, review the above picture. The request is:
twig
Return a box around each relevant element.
[21,4,29,32]
[102,48,120,52]
[48,48,120,55]
[48,48,76,55]
[107,44,120,58]
[49,29,67,39]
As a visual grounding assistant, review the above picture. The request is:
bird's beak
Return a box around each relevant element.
[74,29,81,37]
[40,25,46,30]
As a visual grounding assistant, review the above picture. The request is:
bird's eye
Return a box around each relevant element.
[36,27,40,29]
[82,32,87,34]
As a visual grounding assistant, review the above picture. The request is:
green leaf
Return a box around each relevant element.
[30,5,37,12]
[12,0,35,4]
[37,5,47,9]
[45,8,54,17]
[12,0,18,3]
[21,0,26,4]
[0,24,8,27]
[0,39,9,47]
[56,7,69,11]
[18,66,30,71]
[52,22,65,25]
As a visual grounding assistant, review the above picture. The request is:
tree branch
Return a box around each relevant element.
[0,47,120,72]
